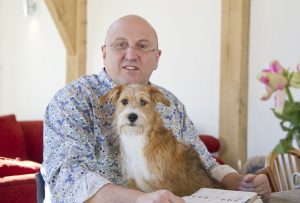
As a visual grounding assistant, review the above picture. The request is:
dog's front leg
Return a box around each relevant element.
[128,178,139,190]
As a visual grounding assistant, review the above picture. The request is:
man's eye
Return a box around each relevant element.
[137,44,149,50]
[117,42,128,49]
[140,99,147,106]
[121,99,128,105]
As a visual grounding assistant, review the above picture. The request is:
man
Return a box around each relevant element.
[42,15,271,203]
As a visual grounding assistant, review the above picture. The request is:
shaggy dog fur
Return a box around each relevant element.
[99,84,219,196]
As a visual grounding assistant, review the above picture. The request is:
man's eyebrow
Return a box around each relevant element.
[136,39,151,44]
[112,37,127,42]
[112,38,152,43]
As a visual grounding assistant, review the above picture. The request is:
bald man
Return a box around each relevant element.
[41,15,270,203]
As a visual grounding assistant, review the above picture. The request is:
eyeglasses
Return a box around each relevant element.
[103,41,159,53]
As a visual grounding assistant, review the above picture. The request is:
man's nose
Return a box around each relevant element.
[124,46,139,59]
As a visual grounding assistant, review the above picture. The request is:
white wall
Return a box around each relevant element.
[0,0,65,120]
[1,0,299,160]
[87,0,222,137]
[248,0,300,158]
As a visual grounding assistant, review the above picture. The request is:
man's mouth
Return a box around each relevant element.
[123,66,138,70]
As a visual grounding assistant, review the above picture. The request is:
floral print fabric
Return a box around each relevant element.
[42,68,222,202]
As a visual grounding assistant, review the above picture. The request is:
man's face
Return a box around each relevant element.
[102,16,161,86]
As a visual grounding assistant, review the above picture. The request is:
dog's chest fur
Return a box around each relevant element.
[119,132,154,191]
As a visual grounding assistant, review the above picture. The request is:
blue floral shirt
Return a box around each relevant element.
[41,68,220,202]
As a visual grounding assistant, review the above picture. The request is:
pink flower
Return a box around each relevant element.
[257,60,287,101]
[270,60,284,74]
[274,90,285,114]
[290,65,300,88]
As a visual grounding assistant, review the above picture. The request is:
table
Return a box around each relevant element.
[262,189,300,203]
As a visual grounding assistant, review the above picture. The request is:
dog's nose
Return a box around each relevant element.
[128,113,138,123]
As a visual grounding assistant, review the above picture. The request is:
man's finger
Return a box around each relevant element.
[243,174,256,183]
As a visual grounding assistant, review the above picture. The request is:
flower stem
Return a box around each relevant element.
[285,86,294,103]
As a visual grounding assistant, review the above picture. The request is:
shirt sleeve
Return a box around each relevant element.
[170,95,238,181]
[174,100,219,171]
[41,82,110,202]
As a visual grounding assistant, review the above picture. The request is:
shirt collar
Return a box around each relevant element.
[99,67,117,89]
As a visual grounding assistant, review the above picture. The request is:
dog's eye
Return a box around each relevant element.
[121,99,128,105]
[140,99,147,106]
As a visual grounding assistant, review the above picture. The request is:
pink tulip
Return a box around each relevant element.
[257,62,287,100]
[274,90,285,114]
[290,64,300,88]
[270,60,284,74]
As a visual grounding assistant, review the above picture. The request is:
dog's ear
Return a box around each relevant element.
[149,86,171,107]
[99,85,122,105]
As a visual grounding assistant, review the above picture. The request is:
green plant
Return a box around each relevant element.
[257,60,300,152]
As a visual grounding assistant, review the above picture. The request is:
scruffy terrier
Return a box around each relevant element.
[99,84,219,196]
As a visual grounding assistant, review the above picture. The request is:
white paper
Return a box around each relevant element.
[183,188,262,203]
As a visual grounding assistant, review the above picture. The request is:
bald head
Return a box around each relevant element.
[102,15,161,86]
[105,15,159,48]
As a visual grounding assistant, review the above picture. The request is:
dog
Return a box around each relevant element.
[99,84,219,196]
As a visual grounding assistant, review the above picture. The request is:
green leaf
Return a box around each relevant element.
[274,138,293,153]
[279,121,291,132]
[272,101,300,127]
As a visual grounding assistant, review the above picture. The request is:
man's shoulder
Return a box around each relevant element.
[151,84,183,105]
[69,74,101,87]
[152,84,174,97]
[51,74,107,100]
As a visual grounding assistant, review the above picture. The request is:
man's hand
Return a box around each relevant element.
[136,190,184,203]
[221,172,271,197]
[239,174,271,196]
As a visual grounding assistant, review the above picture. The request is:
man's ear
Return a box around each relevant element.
[154,50,161,70]
[99,85,122,105]
[102,45,107,63]
[149,86,170,107]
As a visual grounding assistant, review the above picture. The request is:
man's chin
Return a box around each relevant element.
[119,77,147,86]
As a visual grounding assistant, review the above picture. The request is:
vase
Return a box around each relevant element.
[292,172,300,189]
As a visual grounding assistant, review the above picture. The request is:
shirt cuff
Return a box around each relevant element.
[74,172,111,202]
[209,164,238,182]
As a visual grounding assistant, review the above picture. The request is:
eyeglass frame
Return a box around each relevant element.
[102,41,161,53]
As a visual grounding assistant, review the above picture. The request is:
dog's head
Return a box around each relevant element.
[99,84,170,135]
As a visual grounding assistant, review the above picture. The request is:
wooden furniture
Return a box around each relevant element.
[256,167,277,192]
[265,148,300,192]
[262,189,300,203]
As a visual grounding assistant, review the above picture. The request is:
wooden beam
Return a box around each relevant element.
[219,0,250,171]
[66,0,87,83]
[45,0,87,83]
[44,0,76,54]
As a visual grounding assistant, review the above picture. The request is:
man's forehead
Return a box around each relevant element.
[107,24,155,38]
[111,37,152,44]
[105,16,158,45]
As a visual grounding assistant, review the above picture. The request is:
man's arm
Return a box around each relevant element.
[85,184,143,203]
[85,184,184,203]
[42,83,111,202]
[221,172,244,190]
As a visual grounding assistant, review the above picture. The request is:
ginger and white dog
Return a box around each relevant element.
[100,84,218,196]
